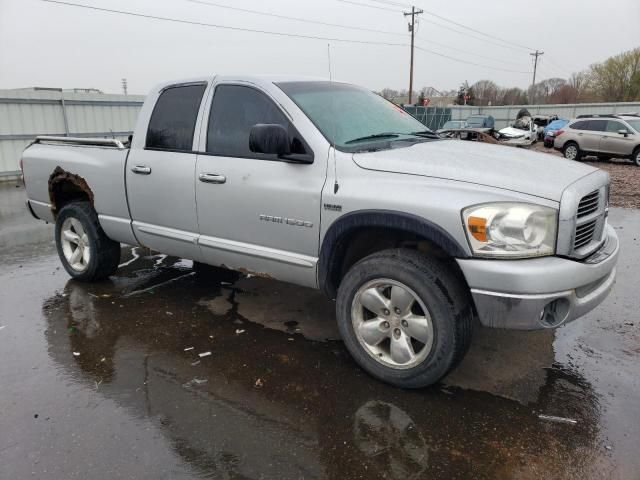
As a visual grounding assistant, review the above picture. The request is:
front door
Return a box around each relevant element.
[600,120,635,156]
[126,83,207,261]
[195,83,326,288]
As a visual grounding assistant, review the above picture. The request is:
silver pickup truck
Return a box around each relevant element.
[20,75,619,388]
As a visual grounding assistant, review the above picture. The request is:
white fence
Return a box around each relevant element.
[449,102,640,129]
[0,89,144,176]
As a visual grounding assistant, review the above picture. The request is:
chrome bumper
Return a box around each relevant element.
[456,225,619,330]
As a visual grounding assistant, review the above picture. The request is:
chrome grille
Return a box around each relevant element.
[557,170,609,259]
[574,219,597,249]
[577,190,599,218]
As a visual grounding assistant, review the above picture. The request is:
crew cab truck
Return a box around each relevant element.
[21,75,619,388]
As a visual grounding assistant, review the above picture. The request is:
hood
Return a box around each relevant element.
[352,140,598,201]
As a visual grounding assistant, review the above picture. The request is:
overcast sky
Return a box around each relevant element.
[1,0,639,95]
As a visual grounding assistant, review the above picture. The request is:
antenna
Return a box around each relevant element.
[328,43,339,194]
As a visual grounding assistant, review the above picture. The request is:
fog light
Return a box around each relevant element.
[539,298,570,328]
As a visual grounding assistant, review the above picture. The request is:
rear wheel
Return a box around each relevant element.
[55,201,120,281]
[563,142,582,161]
[336,249,473,388]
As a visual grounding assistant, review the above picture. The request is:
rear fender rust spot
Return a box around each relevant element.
[48,166,95,216]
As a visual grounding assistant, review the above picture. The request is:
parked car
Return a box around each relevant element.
[465,114,495,129]
[532,115,559,140]
[496,109,537,145]
[543,119,569,148]
[436,120,469,139]
[554,114,640,165]
[20,75,619,388]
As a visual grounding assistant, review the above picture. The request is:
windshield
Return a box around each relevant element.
[547,119,568,130]
[276,81,433,150]
[625,120,640,132]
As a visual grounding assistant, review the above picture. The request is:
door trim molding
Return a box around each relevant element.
[134,222,198,244]
[199,235,317,268]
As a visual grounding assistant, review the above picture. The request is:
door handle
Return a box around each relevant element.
[131,165,151,175]
[199,173,226,184]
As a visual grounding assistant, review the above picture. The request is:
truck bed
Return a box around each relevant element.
[21,136,137,245]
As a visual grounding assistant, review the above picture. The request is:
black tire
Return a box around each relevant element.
[55,201,120,282]
[633,147,640,167]
[336,249,473,388]
[563,142,582,161]
[192,261,242,283]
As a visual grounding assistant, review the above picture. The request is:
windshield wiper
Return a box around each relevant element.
[410,130,438,138]
[345,133,400,144]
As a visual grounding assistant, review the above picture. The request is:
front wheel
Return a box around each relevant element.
[633,148,640,167]
[336,249,473,388]
[55,201,120,281]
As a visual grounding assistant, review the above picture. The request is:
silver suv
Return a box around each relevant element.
[554,114,640,166]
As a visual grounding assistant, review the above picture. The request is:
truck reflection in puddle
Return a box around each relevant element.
[42,248,604,479]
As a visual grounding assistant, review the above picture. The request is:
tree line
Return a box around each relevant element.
[379,47,640,106]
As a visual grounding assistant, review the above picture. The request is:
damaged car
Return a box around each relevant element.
[496,108,538,146]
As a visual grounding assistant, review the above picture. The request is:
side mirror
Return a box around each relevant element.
[249,124,291,156]
[618,129,629,137]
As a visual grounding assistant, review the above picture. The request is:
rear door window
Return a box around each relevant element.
[587,120,607,132]
[146,84,206,151]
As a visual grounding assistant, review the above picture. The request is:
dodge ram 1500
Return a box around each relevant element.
[21,75,619,387]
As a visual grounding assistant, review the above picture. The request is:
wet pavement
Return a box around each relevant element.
[1,181,639,479]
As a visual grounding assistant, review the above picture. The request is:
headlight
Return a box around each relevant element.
[462,203,557,258]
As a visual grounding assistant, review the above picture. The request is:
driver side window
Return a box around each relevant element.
[206,84,306,158]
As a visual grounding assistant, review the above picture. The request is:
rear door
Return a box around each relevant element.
[126,82,207,260]
[580,119,607,152]
[194,82,325,288]
[600,120,635,156]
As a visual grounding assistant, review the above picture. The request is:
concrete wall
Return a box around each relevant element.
[449,102,640,129]
[0,90,144,176]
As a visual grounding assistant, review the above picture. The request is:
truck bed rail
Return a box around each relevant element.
[34,136,126,149]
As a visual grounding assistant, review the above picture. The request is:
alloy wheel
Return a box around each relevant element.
[60,217,91,272]
[351,279,434,369]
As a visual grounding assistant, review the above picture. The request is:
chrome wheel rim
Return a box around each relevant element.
[565,145,577,160]
[351,279,434,370]
[60,217,90,272]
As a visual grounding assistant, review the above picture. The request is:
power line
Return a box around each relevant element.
[337,0,403,13]
[40,0,532,76]
[365,0,534,51]
[414,45,531,74]
[349,0,534,53]
[186,0,407,37]
[41,0,406,46]
[188,0,529,69]
[415,34,529,68]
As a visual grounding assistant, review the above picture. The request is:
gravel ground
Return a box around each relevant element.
[530,142,640,209]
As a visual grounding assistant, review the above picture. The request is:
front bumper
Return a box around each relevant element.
[456,224,619,330]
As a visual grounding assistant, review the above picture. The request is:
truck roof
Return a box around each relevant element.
[151,74,334,92]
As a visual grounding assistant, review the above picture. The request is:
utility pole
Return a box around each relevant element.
[404,6,423,105]
[121,78,128,96]
[529,50,544,103]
